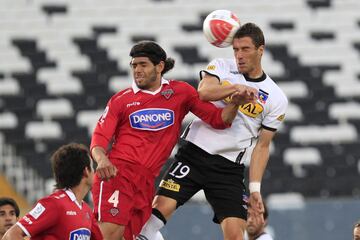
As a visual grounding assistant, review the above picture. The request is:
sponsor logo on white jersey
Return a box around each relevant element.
[69,228,91,240]
[29,203,45,219]
[129,108,174,131]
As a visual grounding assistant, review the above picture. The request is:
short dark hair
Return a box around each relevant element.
[129,40,175,75]
[51,143,91,189]
[0,197,20,217]
[233,22,265,48]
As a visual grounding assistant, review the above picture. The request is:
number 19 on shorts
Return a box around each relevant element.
[169,162,190,178]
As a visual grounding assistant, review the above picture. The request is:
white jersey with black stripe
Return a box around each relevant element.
[182,58,288,164]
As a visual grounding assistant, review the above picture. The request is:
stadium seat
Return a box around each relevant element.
[0,0,360,204]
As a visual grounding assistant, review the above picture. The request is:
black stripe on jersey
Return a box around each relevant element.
[199,70,221,82]
[181,121,193,139]
[244,71,267,82]
[261,124,277,132]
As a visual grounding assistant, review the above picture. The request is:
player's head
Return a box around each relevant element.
[51,143,94,190]
[129,41,175,90]
[232,22,265,76]
[246,202,269,238]
[353,220,360,240]
[0,197,20,236]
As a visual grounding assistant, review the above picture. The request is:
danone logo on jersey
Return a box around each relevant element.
[129,108,174,131]
[69,228,91,240]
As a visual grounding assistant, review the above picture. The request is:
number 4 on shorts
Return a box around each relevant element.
[108,190,119,207]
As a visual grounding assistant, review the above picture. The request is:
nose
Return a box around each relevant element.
[235,51,243,60]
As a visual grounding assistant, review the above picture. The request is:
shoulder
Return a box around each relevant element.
[169,80,196,92]
[206,58,234,69]
[265,76,288,104]
[111,88,133,102]
[28,193,60,218]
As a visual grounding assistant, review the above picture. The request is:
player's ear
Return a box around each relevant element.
[83,166,91,178]
[257,45,264,56]
[156,61,165,74]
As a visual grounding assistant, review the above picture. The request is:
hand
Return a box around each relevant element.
[96,156,117,180]
[248,192,265,226]
[231,85,258,106]
[248,192,264,215]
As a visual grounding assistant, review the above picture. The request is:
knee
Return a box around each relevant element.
[223,229,244,240]
[221,218,246,240]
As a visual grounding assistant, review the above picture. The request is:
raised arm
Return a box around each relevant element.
[198,73,257,103]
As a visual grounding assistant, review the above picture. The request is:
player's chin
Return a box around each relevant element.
[246,226,256,234]
[238,65,248,74]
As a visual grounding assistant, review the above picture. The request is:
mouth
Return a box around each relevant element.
[238,62,246,68]
[135,75,145,81]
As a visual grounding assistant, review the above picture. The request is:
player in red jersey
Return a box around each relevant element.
[2,143,103,240]
[90,40,258,240]
[0,197,20,239]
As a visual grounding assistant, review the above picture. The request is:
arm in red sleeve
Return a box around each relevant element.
[90,97,121,153]
[186,84,231,129]
[17,198,59,237]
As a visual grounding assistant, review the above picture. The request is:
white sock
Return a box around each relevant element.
[155,231,165,240]
[137,214,165,240]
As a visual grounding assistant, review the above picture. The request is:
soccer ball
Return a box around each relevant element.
[203,9,240,48]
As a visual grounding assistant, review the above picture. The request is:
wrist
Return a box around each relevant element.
[249,182,261,193]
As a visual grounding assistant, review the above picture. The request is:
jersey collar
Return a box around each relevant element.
[65,189,82,209]
[132,78,169,95]
[243,71,267,82]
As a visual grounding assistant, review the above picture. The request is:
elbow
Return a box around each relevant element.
[198,89,210,101]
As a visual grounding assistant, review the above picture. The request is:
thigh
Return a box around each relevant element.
[204,159,248,223]
[98,222,125,240]
[92,174,133,226]
[156,144,206,207]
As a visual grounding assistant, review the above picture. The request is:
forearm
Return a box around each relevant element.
[2,225,26,240]
[221,103,239,125]
[249,144,270,184]
[198,83,238,101]
[91,146,108,164]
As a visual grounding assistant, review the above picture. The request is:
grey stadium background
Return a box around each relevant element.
[0,0,360,239]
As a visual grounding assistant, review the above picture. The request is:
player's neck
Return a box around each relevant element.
[146,79,162,92]
[247,66,263,79]
[70,184,89,204]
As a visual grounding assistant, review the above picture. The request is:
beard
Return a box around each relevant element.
[136,69,158,90]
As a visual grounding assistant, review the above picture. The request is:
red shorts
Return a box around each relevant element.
[92,161,155,240]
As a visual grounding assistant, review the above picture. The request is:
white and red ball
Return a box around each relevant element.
[203,9,241,48]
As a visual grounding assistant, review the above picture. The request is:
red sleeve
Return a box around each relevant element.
[17,198,58,237]
[90,95,122,153]
[185,84,231,129]
[90,215,103,240]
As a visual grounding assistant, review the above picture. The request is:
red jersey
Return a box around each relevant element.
[91,79,230,176]
[17,189,102,240]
